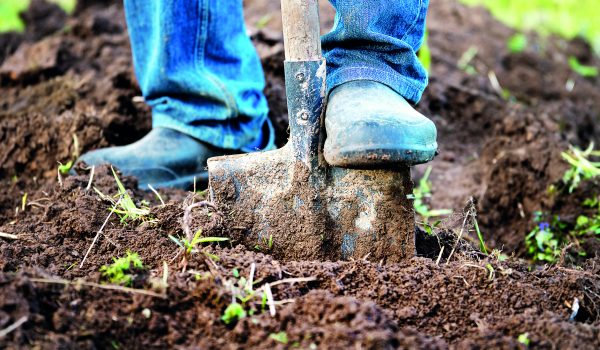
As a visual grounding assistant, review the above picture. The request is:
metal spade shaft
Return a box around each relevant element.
[207,0,415,263]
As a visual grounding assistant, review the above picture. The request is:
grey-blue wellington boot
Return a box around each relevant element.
[76,127,231,189]
[324,80,438,167]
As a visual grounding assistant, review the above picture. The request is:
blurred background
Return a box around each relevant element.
[2,0,600,55]
[1,0,76,32]
[462,0,600,54]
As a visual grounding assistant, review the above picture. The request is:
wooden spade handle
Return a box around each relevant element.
[280,0,322,61]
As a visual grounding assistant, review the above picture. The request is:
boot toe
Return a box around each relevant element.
[324,118,437,167]
[324,81,438,167]
[74,128,219,189]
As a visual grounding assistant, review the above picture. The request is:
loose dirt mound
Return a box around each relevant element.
[1,167,599,348]
[1,0,599,348]
[420,1,600,254]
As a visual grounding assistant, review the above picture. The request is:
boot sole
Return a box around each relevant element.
[324,144,438,168]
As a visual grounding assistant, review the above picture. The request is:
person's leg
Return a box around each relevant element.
[78,0,273,189]
[323,0,429,102]
[322,0,437,166]
[125,0,273,152]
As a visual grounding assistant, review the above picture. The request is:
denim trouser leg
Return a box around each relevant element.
[123,0,428,150]
[324,0,429,103]
[123,0,273,152]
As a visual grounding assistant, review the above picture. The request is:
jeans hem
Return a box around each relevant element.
[152,112,275,152]
[327,66,426,103]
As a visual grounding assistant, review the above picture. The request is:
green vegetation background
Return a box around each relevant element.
[0,0,75,32]
[461,0,600,53]
[1,0,600,54]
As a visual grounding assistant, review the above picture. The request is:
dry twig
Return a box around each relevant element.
[30,278,166,298]
[265,277,317,288]
[264,283,276,317]
[80,196,123,268]
[0,316,28,338]
[447,199,477,263]
[0,232,19,240]
[148,184,165,206]
[436,246,445,266]
[86,166,95,191]
[245,263,256,291]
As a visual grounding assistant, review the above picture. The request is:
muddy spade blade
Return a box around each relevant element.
[207,0,415,263]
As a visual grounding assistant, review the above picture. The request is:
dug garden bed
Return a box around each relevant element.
[1,0,599,348]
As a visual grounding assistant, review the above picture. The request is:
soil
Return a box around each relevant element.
[1,0,599,348]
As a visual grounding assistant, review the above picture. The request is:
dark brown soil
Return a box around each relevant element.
[1,0,599,348]
[419,2,600,255]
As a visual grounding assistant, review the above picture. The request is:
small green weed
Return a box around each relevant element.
[573,197,600,237]
[270,331,289,344]
[525,212,565,263]
[255,13,272,30]
[561,143,600,193]
[169,228,228,260]
[518,332,531,347]
[410,167,452,224]
[100,251,144,286]
[221,302,247,325]
[490,248,509,262]
[485,263,495,280]
[558,144,600,244]
[111,167,151,222]
[57,134,79,175]
[218,263,304,326]
[21,192,27,212]
[94,167,153,224]
[569,56,599,78]
[220,266,260,324]
[110,340,120,350]
[457,46,478,75]
[507,33,528,53]
[526,144,600,263]
[474,219,488,255]
[422,220,441,236]
[57,160,73,175]
[253,233,275,251]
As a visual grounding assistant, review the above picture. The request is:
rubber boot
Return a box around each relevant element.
[324,80,438,167]
[76,127,232,189]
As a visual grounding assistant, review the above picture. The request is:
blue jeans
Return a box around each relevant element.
[123,0,429,151]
